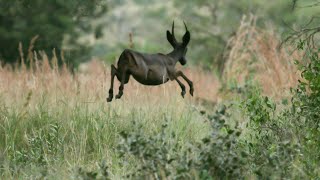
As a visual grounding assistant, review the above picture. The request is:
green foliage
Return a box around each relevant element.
[117,121,190,179]
[74,161,110,180]
[241,42,320,178]
[114,106,249,179]
[240,84,300,178]
[111,93,300,179]
[196,105,248,179]
[243,87,275,125]
[13,123,64,165]
[0,0,107,65]
[290,46,320,177]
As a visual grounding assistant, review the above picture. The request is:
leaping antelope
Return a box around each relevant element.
[107,21,193,102]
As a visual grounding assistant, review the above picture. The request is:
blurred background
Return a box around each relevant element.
[1,1,320,178]
[0,0,319,70]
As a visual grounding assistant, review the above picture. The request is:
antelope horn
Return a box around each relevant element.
[172,21,177,42]
[172,21,175,36]
[183,21,188,32]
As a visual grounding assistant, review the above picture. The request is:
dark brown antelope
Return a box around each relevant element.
[106,21,193,102]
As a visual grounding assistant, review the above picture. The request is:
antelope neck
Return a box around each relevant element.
[167,49,183,64]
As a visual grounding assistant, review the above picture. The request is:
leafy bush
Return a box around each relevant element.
[241,43,320,178]
[116,121,191,179]
[290,46,320,177]
[195,105,248,179]
[114,105,249,179]
[241,84,300,178]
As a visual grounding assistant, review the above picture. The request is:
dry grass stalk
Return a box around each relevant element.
[52,48,59,74]
[223,15,302,97]
[27,35,39,73]
[18,42,26,71]
[0,52,220,113]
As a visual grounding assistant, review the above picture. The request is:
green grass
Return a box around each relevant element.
[0,91,210,178]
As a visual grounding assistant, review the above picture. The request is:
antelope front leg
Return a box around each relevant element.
[176,71,194,96]
[174,77,186,98]
[107,65,118,102]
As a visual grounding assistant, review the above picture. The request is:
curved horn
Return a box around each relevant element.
[183,21,189,32]
[182,21,190,47]
[171,21,177,43]
[172,21,175,36]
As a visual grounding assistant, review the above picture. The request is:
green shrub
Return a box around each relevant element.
[114,105,248,179]
[290,46,320,177]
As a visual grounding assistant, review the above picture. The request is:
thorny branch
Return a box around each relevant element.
[281,1,320,50]
[292,0,320,10]
[281,27,320,49]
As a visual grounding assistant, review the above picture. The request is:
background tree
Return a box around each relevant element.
[0,0,107,65]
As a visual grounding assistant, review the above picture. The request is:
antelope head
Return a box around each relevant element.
[166,21,191,65]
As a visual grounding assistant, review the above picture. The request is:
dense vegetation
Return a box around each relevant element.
[0,0,320,179]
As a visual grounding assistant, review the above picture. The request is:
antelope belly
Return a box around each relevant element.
[132,70,169,85]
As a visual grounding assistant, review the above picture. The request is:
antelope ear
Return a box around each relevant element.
[166,30,176,47]
[182,31,190,47]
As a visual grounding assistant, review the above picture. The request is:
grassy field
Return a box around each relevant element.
[2,18,317,179]
[0,54,221,178]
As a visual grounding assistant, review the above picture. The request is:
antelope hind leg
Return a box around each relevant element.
[115,69,129,99]
[107,65,118,102]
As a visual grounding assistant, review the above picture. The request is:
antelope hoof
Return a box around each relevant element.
[107,90,113,102]
[106,97,113,102]
[181,91,186,98]
[115,92,123,99]
[107,92,113,102]
[190,88,194,96]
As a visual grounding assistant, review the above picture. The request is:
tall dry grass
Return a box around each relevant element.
[223,15,302,97]
[0,56,220,111]
[0,43,219,178]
